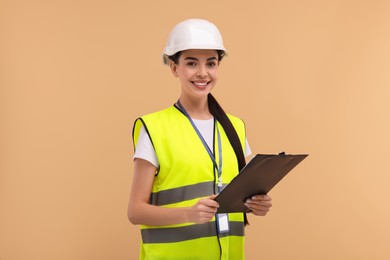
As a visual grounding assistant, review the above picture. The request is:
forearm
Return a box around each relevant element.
[129,160,218,226]
[128,202,191,226]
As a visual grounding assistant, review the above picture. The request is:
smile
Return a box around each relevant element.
[192,81,210,86]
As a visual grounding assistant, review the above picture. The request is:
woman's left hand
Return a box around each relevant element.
[244,195,272,216]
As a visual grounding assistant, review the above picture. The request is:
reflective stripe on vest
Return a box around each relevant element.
[149,181,230,206]
[141,221,245,244]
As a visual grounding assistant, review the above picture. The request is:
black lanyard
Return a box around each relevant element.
[176,101,224,192]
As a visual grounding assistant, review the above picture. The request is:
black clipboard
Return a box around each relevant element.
[215,152,308,213]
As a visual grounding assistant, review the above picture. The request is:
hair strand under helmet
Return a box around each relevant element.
[162,19,227,64]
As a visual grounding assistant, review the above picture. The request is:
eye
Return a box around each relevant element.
[207,61,217,67]
[186,61,197,67]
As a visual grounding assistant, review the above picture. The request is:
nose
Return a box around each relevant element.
[197,65,207,78]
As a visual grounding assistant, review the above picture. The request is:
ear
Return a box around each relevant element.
[170,61,179,77]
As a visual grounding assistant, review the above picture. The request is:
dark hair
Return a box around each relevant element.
[207,93,249,225]
[168,50,225,64]
[207,94,246,170]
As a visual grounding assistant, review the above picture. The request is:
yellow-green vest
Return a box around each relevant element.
[132,105,247,260]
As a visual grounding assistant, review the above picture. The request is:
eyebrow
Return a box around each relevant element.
[184,56,218,61]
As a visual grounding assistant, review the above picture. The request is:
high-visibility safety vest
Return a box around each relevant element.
[132,105,247,260]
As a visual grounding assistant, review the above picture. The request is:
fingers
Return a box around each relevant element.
[250,194,271,201]
[196,197,219,213]
[203,195,219,208]
[245,195,272,216]
[190,195,219,224]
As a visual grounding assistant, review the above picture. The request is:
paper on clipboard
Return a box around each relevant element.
[215,153,308,213]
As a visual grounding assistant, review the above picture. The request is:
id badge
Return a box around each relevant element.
[216,213,230,234]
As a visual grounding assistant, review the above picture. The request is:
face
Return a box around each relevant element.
[170,49,219,102]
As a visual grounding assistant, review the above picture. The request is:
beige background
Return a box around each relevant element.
[1,0,390,259]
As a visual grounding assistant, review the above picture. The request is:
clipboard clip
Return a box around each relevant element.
[279,151,296,161]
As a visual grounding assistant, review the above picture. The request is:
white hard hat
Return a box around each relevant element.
[163,19,227,64]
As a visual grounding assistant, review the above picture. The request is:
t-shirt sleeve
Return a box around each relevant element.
[133,125,159,168]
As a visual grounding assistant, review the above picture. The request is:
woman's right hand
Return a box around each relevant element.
[188,195,219,224]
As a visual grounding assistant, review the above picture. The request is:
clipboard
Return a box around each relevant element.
[215,152,308,213]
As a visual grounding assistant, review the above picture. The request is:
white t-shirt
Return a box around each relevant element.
[134,118,252,168]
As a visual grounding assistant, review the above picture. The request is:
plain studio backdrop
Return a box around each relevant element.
[1,1,390,259]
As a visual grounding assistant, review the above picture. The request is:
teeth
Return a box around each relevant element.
[194,82,207,86]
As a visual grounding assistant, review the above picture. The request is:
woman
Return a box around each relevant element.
[128,18,272,259]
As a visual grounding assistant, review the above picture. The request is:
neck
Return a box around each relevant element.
[178,96,213,120]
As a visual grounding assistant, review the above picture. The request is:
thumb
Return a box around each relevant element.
[208,194,218,200]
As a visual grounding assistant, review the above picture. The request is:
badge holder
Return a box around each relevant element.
[216,213,230,234]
